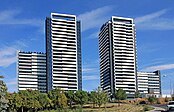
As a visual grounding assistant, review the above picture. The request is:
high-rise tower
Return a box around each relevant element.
[46,13,82,91]
[99,16,137,98]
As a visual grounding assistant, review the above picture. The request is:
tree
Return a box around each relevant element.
[18,90,31,112]
[38,93,52,110]
[6,92,15,111]
[48,88,67,109]
[148,96,157,104]
[0,76,4,78]
[114,88,127,106]
[0,76,8,112]
[135,91,140,98]
[28,90,41,111]
[74,90,88,108]
[102,92,108,110]
[58,92,67,108]
[14,93,23,111]
[89,91,97,108]
[95,87,108,108]
[65,90,74,108]
[165,96,169,102]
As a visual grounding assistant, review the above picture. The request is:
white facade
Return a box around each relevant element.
[99,16,137,98]
[137,72,148,94]
[46,13,82,91]
[17,51,46,93]
[137,71,161,97]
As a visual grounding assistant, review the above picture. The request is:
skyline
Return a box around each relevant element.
[0,0,174,94]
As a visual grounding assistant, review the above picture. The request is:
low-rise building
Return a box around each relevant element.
[137,70,161,98]
[17,51,46,93]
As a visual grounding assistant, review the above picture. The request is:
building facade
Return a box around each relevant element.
[46,13,82,91]
[99,16,137,98]
[137,72,148,94]
[17,51,46,93]
[137,71,161,97]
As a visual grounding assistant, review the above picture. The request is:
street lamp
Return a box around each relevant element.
[163,75,173,97]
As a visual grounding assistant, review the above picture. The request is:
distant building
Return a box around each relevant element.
[137,70,161,97]
[46,13,82,91]
[17,51,46,93]
[137,72,149,95]
[99,16,137,98]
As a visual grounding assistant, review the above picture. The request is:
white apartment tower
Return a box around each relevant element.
[17,51,46,93]
[46,13,82,91]
[99,16,137,98]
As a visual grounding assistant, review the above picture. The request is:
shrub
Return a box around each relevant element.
[148,96,157,104]
[139,100,147,104]
[143,105,153,111]
[157,98,165,104]
[165,96,169,102]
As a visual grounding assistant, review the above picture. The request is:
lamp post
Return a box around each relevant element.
[163,75,172,97]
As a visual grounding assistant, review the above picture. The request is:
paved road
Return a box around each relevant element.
[148,104,166,112]
[148,104,174,112]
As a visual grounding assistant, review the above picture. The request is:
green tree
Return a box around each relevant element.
[65,90,74,108]
[14,93,23,111]
[28,90,42,111]
[74,90,88,108]
[6,92,15,111]
[114,88,127,106]
[29,99,41,111]
[135,91,140,98]
[48,88,67,109]
[89,91,97,108]
[38,93,52,110]
[0,76,8,112]
[102,91,108,110]
[165,96,169,102]
[148,96,157,104]
[95,87,108,108]
[58,92,67,108]
[18,90,30,112]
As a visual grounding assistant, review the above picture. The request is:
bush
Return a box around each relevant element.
[139,100,147,104]
[157,98,165,104]
[143,105,153,111]
[165,96,169,102]
[148,96,157,104]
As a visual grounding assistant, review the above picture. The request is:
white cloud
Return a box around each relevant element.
[82,59,100,74]
[0,56,17,67]
[83,75,99,81]
[82,68,97,73]
[142,64,174,71]
[0,47,18,67]
[78,6,113,32]
[5,78,17,86]
[0,9,43,30]
[139,60,165,71]
[87,31,99,39]
[0,40,27,67]
[162,89,170,95]
[135,9,168,23]
[138,44,161,54]
[135,9,174,30]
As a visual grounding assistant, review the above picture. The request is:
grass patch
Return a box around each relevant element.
[143,105,154,111]
[39,103,151,112]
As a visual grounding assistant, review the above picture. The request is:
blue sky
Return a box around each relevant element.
[0,0,174,94]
